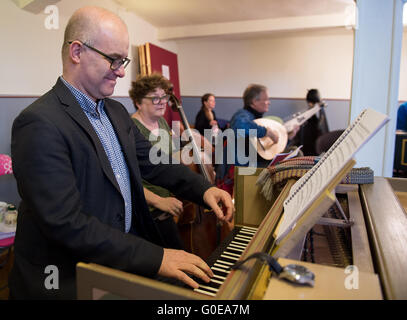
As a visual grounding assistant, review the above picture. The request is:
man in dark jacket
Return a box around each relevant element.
[9,6,233,299]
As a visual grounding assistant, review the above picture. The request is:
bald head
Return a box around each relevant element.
[62,7,127,64]
[61,7,130,101]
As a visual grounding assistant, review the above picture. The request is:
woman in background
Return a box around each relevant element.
[194,93,219,138]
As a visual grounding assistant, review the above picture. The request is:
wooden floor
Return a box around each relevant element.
[0,247,13,300]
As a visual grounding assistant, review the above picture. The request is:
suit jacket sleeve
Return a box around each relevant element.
[11,107,164,278]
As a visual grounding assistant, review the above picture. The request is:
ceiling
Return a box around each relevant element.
[114,0,354,28]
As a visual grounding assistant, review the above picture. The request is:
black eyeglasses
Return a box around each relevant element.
[68,40,131,71]
[144,94,170,105]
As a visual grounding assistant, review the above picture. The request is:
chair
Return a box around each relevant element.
[315,130,345,155]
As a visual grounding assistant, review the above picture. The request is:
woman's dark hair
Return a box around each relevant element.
[201,93,215,108]
[129,72,171,109]
[306,89,321,104]
[243,84,267,107]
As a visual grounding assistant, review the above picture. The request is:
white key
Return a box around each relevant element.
[220,253,238,261]
[213,274,227,280]
[194,288,216,296]
[216,259,234,266]
[240,230,255,236]
[236,234,252,240]
[242,226,258,231]
[235,236,250,243]
[224,251,241,258]
[212,266,230,273]
[231,241,247,249]
[214,262,230,270]
[228,244,244,252]
[198,285,219,293]
[210,278,224,285]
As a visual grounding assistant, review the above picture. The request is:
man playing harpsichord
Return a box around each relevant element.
[9,6,233,300]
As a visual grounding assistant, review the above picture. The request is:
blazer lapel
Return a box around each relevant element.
[52,79,121,194]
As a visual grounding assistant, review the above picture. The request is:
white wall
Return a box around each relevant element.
[176,27,407,102]
[1,0,406,102]
[0,0,178,96]
[176,28,355,99]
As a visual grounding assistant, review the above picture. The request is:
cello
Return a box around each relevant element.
[168,92,231,260]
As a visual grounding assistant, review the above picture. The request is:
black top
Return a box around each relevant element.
[291,115,321,156]
[194,108,217,136]
[244,105,264,119]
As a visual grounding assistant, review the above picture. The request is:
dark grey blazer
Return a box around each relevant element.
[9,78,212,299]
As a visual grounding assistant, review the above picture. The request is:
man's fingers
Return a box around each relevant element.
[179,262,212,284]
[171,254,213,289]
[186,253,214,278]
[158,249,214,290]
[175,270,200,289]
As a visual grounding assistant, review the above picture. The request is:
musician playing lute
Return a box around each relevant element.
[229,84,300,168]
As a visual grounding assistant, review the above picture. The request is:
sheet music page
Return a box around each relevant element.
[268,145,303,166]
[276,108,389,242]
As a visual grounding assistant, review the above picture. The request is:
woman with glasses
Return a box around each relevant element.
[129,73,185,249]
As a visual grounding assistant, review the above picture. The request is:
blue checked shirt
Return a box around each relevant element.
[61,76,133,233]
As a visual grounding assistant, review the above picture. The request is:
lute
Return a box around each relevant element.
[284,104,322,132]
[254,104,324,160]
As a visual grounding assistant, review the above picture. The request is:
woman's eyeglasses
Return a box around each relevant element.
[144,95,170,105]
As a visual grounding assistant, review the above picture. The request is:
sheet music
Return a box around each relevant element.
[268,145,303,166]
[276,108,389,243]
